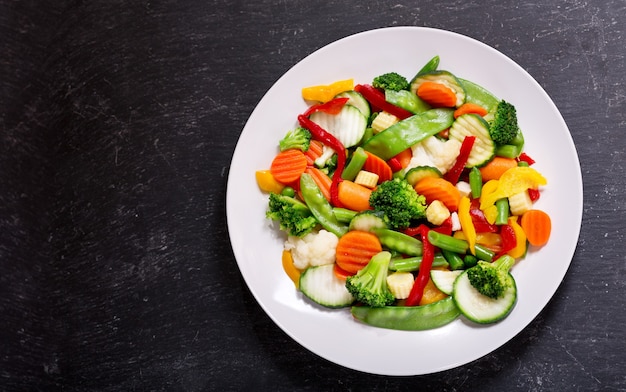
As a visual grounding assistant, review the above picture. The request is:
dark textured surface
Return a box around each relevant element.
[1,1,625,391]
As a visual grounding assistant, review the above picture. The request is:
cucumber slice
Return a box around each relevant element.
[448,113,495,167]
[299,264,354,308]
[404,165,442,186]
[335,90,371,119]
[310,104,367,148]
[348,210,388,232]
[410,70,466,108]
[452,270,517,324]
[430,269,463,295]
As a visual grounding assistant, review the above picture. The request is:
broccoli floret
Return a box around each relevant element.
[346,251,395,307]
[266,193,317,237]
[466,255,515,299]
[489,100,519,145]
[369,178,427,230]
[279,127,311,152]
[372,72,409,92]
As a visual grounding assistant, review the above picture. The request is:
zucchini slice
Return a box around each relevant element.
[404,165,442,187]
[448,113,495,167]
[348,210,388,232]
[452,270,517,324]
[410,70,466,108]
[310,104,367,148]
[335,90,371,119]
[430,269,463,296]
[299,264,354,309]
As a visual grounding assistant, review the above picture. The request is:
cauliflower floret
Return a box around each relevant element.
[284,229,339,270]
[407,136,462,175]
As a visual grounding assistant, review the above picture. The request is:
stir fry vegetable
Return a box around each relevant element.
[257,55,552,331]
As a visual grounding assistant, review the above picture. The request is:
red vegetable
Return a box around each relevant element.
[303,97,350,117]
[354,84,414,120]
[405,225,435,306]
[517,152,535,166]
[444,135,476,184]
[494,224,517,260]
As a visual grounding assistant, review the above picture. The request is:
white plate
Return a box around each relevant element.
[226,27,582,376]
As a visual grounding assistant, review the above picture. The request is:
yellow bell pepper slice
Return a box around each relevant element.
[507,216,527,258]
[301,78,354,103]
[480,167,547,210]
[282,250,301,289]
[458,196,477,255]
[255,170,285,194]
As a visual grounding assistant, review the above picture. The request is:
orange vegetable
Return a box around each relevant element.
[453,102,488,119]
[520,209,552,246]
[305,167,332,202]
[337,180,372,212]
[270,149,308,184]
[392,148,413,169]
[282,250,301,289]
[418,278,448,306]
[414,177,461,211]
[304,140,324,166]
[479,156,518,182]
[255,170,285,194]
[363,151,393,183]
[335,230,383,275]
[333,263,352,281]
[416,81,457,108]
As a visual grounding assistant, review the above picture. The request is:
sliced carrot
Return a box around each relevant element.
[305,167,332,202]
[270,149,308,184]
[454,102,489,119]
[419,277,448,306]
[363,151,393,183]
[416,81,457,108]
[414,177,461,211]
[335,230,383,275]
[333,263,352,280]
[305,140,324,166]
[520,209,552,246]
[392,148,413,169]
[479,156,518,182]
[337,180,372,212]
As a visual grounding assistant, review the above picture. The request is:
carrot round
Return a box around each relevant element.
[416,81,457,108]
[333,263,352,281]
[335,230,383,275]
[454,102,489,119]
[363,151,392,183]
[520,209,552,246]
[337,180,372,212]
[270,149,307,184]
[305,167,332,202]
[414,177,461,211]
[479,156,518,182]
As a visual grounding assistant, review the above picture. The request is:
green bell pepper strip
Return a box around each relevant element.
[351,296,460,331]
[299,173,348,237]
[388,253,448,272]
[362,108,454,161]
[372,228,423,256]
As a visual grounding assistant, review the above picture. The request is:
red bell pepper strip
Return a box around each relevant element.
[303,97,350,117]
[444,135,475,184]
[354,84,414,120]
[469,203,499,233]
[297,114,346,207]
[494,223,516,260]
[528,188,541,202]
[405,224,434,306]
[386,157,403,173]
[517,152,535,166]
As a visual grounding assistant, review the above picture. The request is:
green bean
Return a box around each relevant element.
[474,244,495,262]
[469,167,482,199]
[427,231,468,254]
[341,147,368,181]
[495,198,509,225]
[389,253,448,272]
[463,254,478,268]
[441,249,465,271]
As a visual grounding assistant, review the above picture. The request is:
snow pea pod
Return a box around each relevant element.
[362,108,454,160]
[372,228,422,256]
[300,173,348,237]
[351,296,460,331]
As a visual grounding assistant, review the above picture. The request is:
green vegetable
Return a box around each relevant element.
[466,256,515,299]
[369,178,427,230]
[495,127,525,158]
[332,207,357,223]
[351,296,460,331]
[448,113,495,168]
[372,228,423,256]
[341,147,368,181]
[384,89,430,114]
[426,231,495,262]
[372,72,409,91]
[459,78,499,117]
[410,70,466,107]
[362,108,454,160]
[489,100,520,145]
[388,253,448,272]
[266,193,318,237]
[345,251,395,307]
[278,127,311,152]
[414,55,440,77]
[441,248,465,270]
[469,167,482,198]
[299,173,348,237]
[495,198,510,225]
[349,210,388,232]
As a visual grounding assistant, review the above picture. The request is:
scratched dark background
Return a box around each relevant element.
[1,0,625,391]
